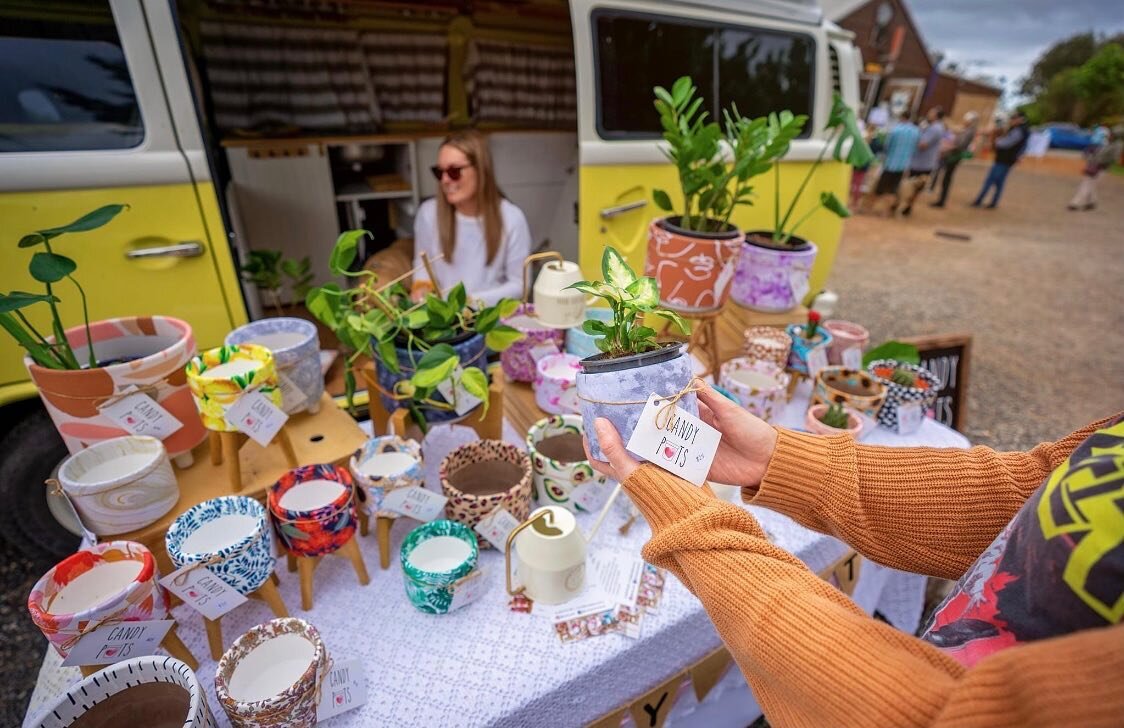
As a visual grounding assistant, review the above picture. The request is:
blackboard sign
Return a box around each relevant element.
[903,334,972,432]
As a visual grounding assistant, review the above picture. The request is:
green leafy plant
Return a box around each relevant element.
[566,248,688,359]
[861,341,920,368]
[768,93,875,246]
[818,402,850,429]
[652,77,803,233]
[305,230,524,430]
[0,205,127,370]
[242,250,316,317]
[281,256,315,302]
[890,369,917,387]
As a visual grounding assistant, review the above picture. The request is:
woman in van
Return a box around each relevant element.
[411,130,531,305]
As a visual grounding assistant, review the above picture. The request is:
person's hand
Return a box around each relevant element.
[695,386,778,488]
[584,418,641,483]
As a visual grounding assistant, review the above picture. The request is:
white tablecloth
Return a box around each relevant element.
[25,381,969,727]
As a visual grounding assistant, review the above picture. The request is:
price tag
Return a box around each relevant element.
[448,568,487,612]
[897,401,924,434]
[625,394,721,486]
[474,507,521,551]
[277,370,308,411]
[99,390,183,440]
[224,391,289,447]
[316,657,367,721]
[788,270,811,305]
[62,619,175,667]
[571,479,613,512]
[382,486,447,522]
[435,368,483,416]
[159,565,247,620]
[841,347,864,371]
[529,342,560,365]
[806,347,828,377]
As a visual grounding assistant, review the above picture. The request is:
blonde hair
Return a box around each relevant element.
[436,130,503,266]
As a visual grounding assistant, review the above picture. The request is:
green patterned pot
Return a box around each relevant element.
[400,520,478,614]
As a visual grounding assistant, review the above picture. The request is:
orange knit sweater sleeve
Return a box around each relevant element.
[624,464,1124,728]
[745,416,1116,579]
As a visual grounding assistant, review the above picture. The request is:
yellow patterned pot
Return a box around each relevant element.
[185,344,282,432]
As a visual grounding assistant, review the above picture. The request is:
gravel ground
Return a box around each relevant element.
[2,156,1121,723]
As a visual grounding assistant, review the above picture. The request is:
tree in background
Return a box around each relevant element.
[1021,32,1124,126]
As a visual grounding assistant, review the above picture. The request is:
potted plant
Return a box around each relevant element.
[805,402,863,437]
[731,93,874,312]
[240,249,315,318]
[648,76,802,312]
[867,359,942,434]
[305,230,524,431]
[2,205,206,463]
[786,310,833,376]
[570,247,692,461]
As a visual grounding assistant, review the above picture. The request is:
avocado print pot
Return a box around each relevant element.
[268,464,358,557]
[576,342,697,462]
[226,318,323,414]
[527,415,607,512]
[185,344,282,432]
[31,656,216,728]
[166,496,276,596]
[400,519,479,614]
[348,435,423,517]
[440,439,532,547]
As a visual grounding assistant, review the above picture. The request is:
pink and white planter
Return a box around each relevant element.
[533,352,582,415]
[500,304,565,383]
[823,320,870,365]
[718,358,790,423]
[730,236,818,313]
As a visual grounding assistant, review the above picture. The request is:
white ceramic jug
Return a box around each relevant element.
[505,506,587,605]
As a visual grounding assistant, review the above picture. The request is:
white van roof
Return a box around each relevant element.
[669,0,824,26]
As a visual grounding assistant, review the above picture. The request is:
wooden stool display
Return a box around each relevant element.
[201,575,288,661]
[79,625,199,677]
[657,309,722,378]
[348,435,425,570]
[208,427,300,492]
[268,463,369,610]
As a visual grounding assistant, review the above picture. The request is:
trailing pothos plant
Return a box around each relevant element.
[567,247,689,359]
[0,204,127,369]
[305,230,523,430]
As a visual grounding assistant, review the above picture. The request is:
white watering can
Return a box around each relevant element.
[522,251,599,330]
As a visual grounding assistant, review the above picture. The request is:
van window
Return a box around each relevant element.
[0,2,144,153]
[593,11,815,139]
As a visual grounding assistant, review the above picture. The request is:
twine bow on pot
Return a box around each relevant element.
[576,376,707,430]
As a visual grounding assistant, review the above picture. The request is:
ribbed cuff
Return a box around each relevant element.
[621,464,716,533]
[744,428,855,521]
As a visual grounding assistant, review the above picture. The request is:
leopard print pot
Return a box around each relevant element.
[440,440,532,548]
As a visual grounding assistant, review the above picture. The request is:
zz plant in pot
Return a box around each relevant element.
[240,249,315,318]
[648,76,801,312]
[306,230,524,431]
[731,93,875,313]
[568,247,695,461]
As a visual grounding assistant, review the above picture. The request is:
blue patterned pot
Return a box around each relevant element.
[374,332,486,424]
[349,436,424,517]
[225,317,322,414]
[400,520,478,614]
[565,308,613,359]
[576,343,696,462]
[166,496,276,595]
[785,324,833,376]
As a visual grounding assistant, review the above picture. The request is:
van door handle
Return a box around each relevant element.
[125,241,205,259]
[599,200,647,219]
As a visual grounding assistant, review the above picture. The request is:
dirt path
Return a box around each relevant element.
[828,158,1124,450]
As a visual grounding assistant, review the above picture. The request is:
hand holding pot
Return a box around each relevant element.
[584,418,642,483]
[694,387,777,488]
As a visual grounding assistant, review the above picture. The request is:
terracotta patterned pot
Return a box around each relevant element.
[215,618,327,728]
[268,464,358,557]
[526,415,607,513]
[32,656,216,728]
[804,403,864,438]
[349,435,423,518]
[400,519,479,614]
[28,541,169,659]
[823,320,870,365]
[742,325,792,369]
[645,217,743,312]
[785,324,833,376]
[867,360,943,434]
[440,439,532,548]
[730,237,819,313]
[718,358,790,423]
[185,344,282,432]
[811,366,887,421]
[25,316,205,460]
[500,304,565,383]
[225,317,323,414]
[166,496,276,596]
[533,352,582,415]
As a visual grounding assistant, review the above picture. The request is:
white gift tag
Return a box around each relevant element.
[625,394,721,486]
[382,486,447,522]
[897,401,924,434]
[788,270,811,304]
[224,391,289,447]
[529,342,560,364]
[159,565,248,620]
[571,479,613,512]
[62,619,175,667]
[316,657,367,721]
[448,568,487,612]
[277,370,308,411]
[435,368,483,416]
[841,347,864,370]
[806,347,828,377]
[99,391,183,440]
[474,507,521,552]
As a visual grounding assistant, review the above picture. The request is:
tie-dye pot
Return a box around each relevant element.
[526,415,606,513]
[268,464,358,557]
[185,344,283,432]
[400,520,479,614]
[166,496,276,596]
[225,318,323,415]
[348,435,423,517]
[718,358,791,423]
[500,303,566,383]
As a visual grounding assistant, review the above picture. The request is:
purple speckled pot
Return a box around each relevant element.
[500,304,565,383]
[731,236,819,313]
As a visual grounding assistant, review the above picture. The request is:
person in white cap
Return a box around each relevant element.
[930,111,979,208]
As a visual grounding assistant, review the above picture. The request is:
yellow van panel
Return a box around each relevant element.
[578,159,850,300]
[0,182,245,402]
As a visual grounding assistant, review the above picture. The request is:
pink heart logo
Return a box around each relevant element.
[125,416,136,424]
[188,590,198,598]
[104,648,117,657]
[245,418,255,426]
[336,695,344,705]
[663,446,676,459]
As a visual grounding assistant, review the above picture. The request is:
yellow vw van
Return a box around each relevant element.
[0,0,860,553]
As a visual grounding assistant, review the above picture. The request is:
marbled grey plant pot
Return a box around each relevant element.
[225,317,322,414]
[576,343,696,462]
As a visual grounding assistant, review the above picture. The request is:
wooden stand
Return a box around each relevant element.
[202,574,289,660]
[361,364,506,441]
[209,427,300,492]
[658,309,722,378]
[284,537,370,610]
[356,511,398,570]
[79,624,198,676]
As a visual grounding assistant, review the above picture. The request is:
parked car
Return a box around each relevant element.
[1042,123,1094,150]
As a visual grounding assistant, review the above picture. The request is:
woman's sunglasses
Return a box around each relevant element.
[430,164,472,181]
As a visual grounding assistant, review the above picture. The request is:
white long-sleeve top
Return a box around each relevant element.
[412,197,531,306]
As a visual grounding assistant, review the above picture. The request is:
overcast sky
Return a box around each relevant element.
[907,0,1124,102]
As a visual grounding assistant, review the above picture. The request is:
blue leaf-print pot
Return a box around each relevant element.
[166,495,276,595]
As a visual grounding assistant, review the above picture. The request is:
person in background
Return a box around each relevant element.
[859,110,919,216]
[971,111,1029,209]
[585,388,1124,728]
[412,129,531,305]
[898,106,946,216]
[1069,125,1123,211]
[930,111,979,208]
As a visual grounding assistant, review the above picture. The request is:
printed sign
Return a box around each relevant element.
[448,568,487,612]
[316,658,367,721]
[625,394,720,485]
[62,619,175,667]
[897,401,924,434]
[277,371,308,411]
[159,565,247,621]
[806,347,828,378]
[571,479,614,513]
[435,368,483,416]
[788,270,811,306]
[382,486,447,522]
[100,391,183,440]
[841,347,864,371]
[224,391,288,447]
[474,507,521,552]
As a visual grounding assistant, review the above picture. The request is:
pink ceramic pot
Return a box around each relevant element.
[533,352,582,415]
[823,320,870,366]
[718,358,790,423]
[804,404,863,438]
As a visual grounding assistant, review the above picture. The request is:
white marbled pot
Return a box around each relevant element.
[57,435,179,536]
[225,318,323,414]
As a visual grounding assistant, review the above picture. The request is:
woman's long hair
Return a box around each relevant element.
[436,130,503,265]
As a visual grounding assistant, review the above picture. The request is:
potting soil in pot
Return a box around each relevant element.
[70,683,192,728]
[449,462,525,496]
[534,432,586,464]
